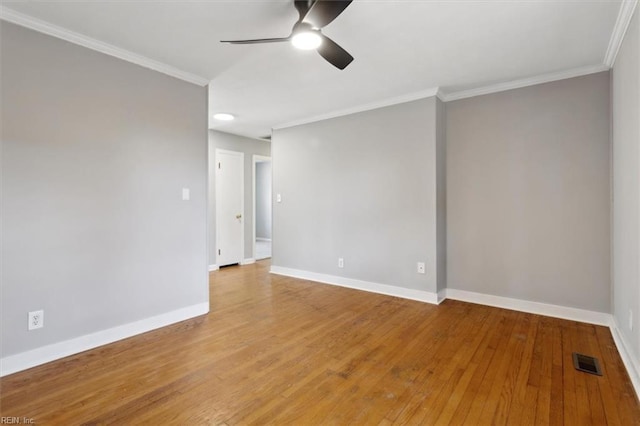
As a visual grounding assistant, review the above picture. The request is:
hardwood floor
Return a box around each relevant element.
[1,260,639,424]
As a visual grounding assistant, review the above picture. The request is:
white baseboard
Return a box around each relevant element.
[256,238,272,242]
[609,317,640,401]
[208,264,219,272]
[0,302,209,377]
[241,258,256,265]
[270,266,439,304]
[443,288,611,326]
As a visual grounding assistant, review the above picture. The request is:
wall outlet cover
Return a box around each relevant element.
[338,258,344,268]
[28,310,44,330]
[417,262,426,274]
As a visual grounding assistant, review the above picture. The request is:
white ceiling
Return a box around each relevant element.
[0,0,627,140]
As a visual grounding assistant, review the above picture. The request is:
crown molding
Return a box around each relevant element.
[208,128,271,143]
[440,64,610,102]
[604,0,638,67]
[274,87,441,130]
[273,62,609,131]
[0,7,210,86]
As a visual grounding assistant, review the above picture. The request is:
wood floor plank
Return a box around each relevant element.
[446,309,505,424]
[1,260,638,425]
[594,325,640,425]
[549,321,566,425]
[460,312,520,425]
[477,311,529,425]
[532,318,554,425]
[503,315,539,425]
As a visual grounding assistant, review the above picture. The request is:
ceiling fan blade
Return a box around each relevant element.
[317,34,353,70]
[303,0,353,29]
[221,37,291,44]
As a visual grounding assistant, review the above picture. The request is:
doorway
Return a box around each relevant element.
[253,155,272,260]
[216,149,244,267]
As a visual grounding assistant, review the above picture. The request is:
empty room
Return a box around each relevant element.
[1,0,639,424]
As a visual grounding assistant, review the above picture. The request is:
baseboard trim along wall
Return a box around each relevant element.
[0,302,209,377]
[444,288,612,326]
[241,258,256,265]
[208,264,219,272]
[609,318,640,400]
[270,266,440,304]
[256,238,272,242]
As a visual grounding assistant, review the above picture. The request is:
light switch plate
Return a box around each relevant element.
[182,188,190,201]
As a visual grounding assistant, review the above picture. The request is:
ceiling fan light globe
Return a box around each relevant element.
[291,31,322,50]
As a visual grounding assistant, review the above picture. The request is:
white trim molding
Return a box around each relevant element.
[256,237,272,242]
[0,302,209,377]
[270,266,439,305]
[0,6,209,86]
[604,0,639,67]
[443,288,611,326]
[609,317,640,400]
[241,258,256,265]
[274,87,441,130]
[208,264,219,272]
[273,63,610,133]
[252,155,272,264]
[440,64,610,102]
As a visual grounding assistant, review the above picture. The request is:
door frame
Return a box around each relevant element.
[252,155,272,260]
[215,148,244,267]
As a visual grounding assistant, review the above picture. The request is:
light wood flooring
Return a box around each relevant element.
[1,260,639,424]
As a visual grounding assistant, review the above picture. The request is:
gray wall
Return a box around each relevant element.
[272,97,443,293]
[436,98,447,293]
[612,7,640,365]
[1,23,209,357]
[446,72,611,312]
[256,161,272,240]
[208,130,270,264]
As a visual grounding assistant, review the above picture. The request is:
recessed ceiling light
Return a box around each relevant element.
[291,31,322,50]
[213,113,235,121]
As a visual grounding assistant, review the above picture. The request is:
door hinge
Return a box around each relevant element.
[218,162,221,169]
[218,249,221,255]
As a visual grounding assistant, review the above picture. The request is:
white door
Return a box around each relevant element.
[216,149,244,266]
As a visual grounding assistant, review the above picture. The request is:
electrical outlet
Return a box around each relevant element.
[417,262,426,274]
[338,257,344,268]
[630,309,634,331]
[28,310,44,330]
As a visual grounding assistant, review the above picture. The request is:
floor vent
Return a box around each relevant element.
[573,352,602,376]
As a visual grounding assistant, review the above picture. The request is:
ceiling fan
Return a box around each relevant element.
[221,0,354,70]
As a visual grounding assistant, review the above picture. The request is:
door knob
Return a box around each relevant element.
[236,214,242,219]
